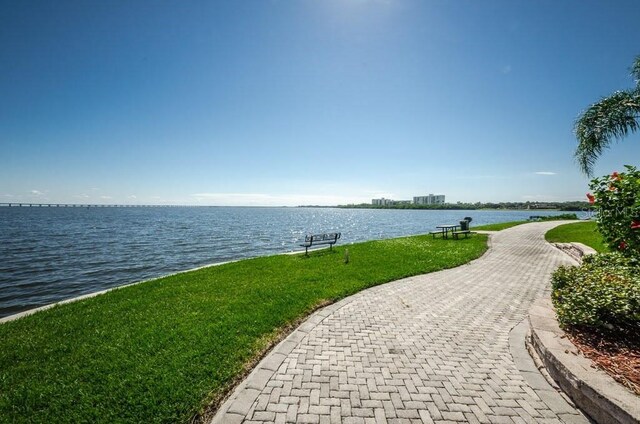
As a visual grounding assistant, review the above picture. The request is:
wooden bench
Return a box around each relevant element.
[300,232,341,255]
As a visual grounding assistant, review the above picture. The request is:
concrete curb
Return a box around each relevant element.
[509,319,590,423]
[571,242,598,257]
[552,242,598,263]
[529,297,640,424]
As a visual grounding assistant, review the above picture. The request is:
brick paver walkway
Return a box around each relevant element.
[213,222,588,424]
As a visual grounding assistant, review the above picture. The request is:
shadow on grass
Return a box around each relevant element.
[298,247,342,260]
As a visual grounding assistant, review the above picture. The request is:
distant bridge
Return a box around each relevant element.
[0,203,190,208]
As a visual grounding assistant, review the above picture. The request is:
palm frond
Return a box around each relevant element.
[632,55,640,87]
[574,90,640,176]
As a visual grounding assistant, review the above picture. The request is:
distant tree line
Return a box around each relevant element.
[328,201,592,211]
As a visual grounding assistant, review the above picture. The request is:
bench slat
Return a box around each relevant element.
[300,232,341,254]
[452,230,472,239]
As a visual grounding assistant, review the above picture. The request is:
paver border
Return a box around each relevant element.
[211,295,357,424]
[529,297,640,424]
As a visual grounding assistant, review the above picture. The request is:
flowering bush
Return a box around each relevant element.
[587,165,640,260]
[552,253,640,328]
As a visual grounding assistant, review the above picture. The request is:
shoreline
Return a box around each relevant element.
[0,260,235,324]
[0,246,342,324]
[0,210,576,323]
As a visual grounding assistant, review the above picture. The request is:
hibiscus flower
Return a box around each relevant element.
[586,193,595,204]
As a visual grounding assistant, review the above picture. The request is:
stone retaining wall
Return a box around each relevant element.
[529,298,640,424]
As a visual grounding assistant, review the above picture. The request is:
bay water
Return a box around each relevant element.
[0,207,572,318]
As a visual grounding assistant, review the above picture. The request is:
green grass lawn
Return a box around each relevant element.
[472,221,526,231]
[0,234,487,423]
[544,221,609,252]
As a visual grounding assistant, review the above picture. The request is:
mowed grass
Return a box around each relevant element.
[545,221,609,253]
[0,234,487,423]
[472,221,526,231]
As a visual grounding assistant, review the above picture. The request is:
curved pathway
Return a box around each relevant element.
[213,222,589,424]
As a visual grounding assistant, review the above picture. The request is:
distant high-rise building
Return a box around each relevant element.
[372,198,392,206]
[372,198,412,206]
[413,194,445,205]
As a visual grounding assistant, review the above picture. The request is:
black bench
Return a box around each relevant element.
[452,230,471,239]
[300,233,341,255]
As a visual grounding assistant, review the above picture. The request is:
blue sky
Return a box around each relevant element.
[2,0,639,206]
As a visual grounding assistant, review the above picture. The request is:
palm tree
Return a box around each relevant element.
[574,55,640,176]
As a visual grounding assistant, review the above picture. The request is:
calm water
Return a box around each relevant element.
[0,207,572,318]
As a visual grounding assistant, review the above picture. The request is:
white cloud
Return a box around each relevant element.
[534,171,557,175]
[99,196,112,200]
[30,190,43,196]
[128,195,137,199]
[365,191,395,199]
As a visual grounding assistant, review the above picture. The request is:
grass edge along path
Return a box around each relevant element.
[473,221,526,231]
[0,233,488,423]
[473,214,581,232]
[544,221,609,253]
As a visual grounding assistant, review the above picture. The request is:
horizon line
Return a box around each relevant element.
[0,201,590,209]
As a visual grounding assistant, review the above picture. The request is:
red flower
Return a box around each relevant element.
[586,193,595,204]
[619,241,628,250]
[631,220,640,230]
[611,171,621,181]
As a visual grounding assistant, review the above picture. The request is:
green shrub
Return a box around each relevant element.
[551,253,640,328]
[588,165,640,259]
[540,213,578,221]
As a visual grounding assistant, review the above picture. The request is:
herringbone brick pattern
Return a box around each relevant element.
[214,222,586,424]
